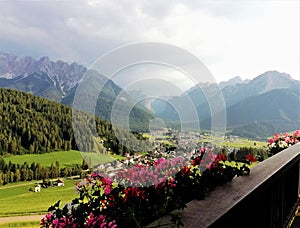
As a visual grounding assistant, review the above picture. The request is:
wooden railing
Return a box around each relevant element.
[149,143,300,228]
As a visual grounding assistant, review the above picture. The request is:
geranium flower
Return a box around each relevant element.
[245,154,257,163]
[216,153,227,162]
[268,130,300,155]
[123,187,146,202]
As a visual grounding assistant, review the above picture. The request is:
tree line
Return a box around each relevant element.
[0,88,150,156]
[0,156,88,186]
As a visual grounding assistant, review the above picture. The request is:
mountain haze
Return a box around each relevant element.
[0,52,153,132]
[150,71,300,139]
[0,52,298,139]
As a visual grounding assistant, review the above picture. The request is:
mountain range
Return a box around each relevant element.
[0,53,84,99]
[0,52,299,139]
[148,70,300,138]
[0,52,152,132]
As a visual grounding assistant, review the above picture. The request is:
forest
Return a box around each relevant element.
[0,157,88,186]
[0,88,149,156]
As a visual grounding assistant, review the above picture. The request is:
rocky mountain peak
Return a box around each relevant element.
[0,52,87,95]
[38,56,50,63]
[219,76,249,89]
[247,70,297,95]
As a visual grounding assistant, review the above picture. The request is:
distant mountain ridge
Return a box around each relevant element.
[219,76,250,89]
[0,52,153,132]
[0,52,299,138]
[150,70,300,139]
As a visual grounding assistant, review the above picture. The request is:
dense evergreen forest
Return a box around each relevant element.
[0,88,149,156]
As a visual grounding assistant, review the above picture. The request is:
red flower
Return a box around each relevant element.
[215,153,227,162]
[245,154,257,163]
[123,187,146,202]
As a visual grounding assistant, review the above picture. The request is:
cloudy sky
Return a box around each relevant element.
[0,0,299,87]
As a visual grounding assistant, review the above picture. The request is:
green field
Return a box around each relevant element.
[199,136,267,149]
[3,150,116,167]
[0,179,78,217]
[221,139,266,148]
[0,151,120,222]
[0,221,40,228]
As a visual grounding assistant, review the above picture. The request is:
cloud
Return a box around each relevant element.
[0,0,298,84]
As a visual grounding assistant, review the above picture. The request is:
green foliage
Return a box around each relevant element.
[0,156,85,185]
[0,88,150,156]
[232,147,268,161]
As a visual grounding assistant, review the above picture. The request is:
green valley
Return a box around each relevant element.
[0,178,78,217]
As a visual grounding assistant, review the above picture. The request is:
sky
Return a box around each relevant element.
[0,0,299,91]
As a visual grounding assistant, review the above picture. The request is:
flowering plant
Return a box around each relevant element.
[40,200,117,228]
[268,130,300,155]
[41,147,254,227]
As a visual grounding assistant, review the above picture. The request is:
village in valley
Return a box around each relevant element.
[93,128,265,177]
[20,126,266,195]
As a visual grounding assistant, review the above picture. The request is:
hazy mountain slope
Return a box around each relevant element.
[226,86,300,126]
[0,72,63,101]
[149,71,300,136]
[152,71,298,120]
[186,70,299,108]
[222,71,299,106]
[0,53,153,132]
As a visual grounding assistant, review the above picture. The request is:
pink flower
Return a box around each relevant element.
[52,219,59,225]
[104,186,111,194]
[293,130,300,138]
[85,213,117,228]
[268,138,275,145]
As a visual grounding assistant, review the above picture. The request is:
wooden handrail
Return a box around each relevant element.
[149,143,300,228]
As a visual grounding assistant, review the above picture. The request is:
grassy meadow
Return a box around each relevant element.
[0,150,123,219]
[199,136,267,148]
[3,150,117,167]
[220,139,266,148]
[0,178,78,217]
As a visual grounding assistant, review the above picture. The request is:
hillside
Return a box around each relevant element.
[0,53,153,132]
[0,87,148,156]
[226,86,300,126]
[149,71,300,137]
[228,86,300,139]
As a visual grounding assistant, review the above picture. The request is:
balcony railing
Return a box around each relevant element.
[149,143,300,228]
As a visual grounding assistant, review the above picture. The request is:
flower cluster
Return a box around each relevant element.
[268,130,300,155]
[115,157,185,187]
[40,202,117,228]
[245,153,257,163]
[84,213,117,228]
[41,147,253,228]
